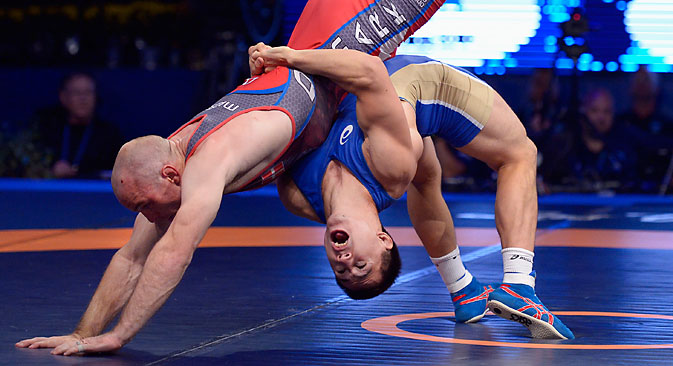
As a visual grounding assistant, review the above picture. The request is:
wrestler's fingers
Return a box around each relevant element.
[255,42,270,52]
[249,57,268,76]
[52,340,86,356]
[29,338,65,349]
[28,340,49,349]
[249,52,260,67]
[62,343,83,356]
[15,337,45,347]
[249,57,262,76]
[248,42,263,55]
[28,338,57,349]
[249,42,270,56]
[251,49,263,60]
[51,342,71,355]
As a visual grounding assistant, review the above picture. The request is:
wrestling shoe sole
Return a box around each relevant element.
[487,300,568,340]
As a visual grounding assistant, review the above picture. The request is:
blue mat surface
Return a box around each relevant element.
[2,179,673,365]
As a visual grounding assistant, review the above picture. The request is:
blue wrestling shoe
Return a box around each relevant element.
[451,278,496,323]
[487,283,575,340]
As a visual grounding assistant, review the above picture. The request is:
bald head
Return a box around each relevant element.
[111,135,173,203]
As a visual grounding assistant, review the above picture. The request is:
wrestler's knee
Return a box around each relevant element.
[488,133,537,172]
[517,136,538,168]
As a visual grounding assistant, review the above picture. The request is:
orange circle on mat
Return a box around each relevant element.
[361,311,673,350]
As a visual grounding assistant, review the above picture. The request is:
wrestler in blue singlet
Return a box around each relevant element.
[290,55,495,219]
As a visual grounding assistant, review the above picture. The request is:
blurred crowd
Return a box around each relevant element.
[0,1,249,70]
[438,66,673,195]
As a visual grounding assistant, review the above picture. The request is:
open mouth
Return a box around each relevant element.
[330,230,349,249]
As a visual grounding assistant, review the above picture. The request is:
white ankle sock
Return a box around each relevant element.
[431,247,473,294]
[502,247,536,288]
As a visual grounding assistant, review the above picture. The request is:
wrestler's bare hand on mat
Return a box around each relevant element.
[16,334,83,351]
[16,332,123,356]
[52,333,123,356]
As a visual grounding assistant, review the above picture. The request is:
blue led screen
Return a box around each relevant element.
[283,0,673,74]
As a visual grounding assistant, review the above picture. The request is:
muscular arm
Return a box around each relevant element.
[258,47,414,134]
[255,46,421,197]
[109,155,225,345]
[75,214,166,337]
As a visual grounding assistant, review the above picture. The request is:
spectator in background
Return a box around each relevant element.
[617,66,673,192]
[518,68,564,150]
[517,68,565,194]
[541,88,640,192]
[619,66,673,137]
[31,72,125,179]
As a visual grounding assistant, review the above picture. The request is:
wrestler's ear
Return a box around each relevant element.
[162,165,181,186]
[377,231,394,250]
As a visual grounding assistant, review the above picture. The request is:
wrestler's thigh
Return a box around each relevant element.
[457,93,534,169]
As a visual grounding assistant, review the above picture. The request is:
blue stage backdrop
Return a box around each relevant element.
[283,0,673,75]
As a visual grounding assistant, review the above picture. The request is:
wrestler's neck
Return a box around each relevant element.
[169,123,198,161]
[322,160,378,224]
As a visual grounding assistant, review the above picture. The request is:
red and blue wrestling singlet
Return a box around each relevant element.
[174,0,444,191]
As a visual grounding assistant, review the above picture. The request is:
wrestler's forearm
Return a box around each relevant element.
[110,233,195,345]
[74,250,144,338]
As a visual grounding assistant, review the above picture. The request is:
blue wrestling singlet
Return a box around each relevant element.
[290,104,394,223]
